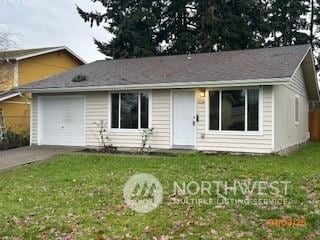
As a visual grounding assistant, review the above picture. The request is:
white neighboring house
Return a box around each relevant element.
[22,45,319,154]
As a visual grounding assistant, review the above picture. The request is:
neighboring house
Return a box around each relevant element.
[22,45,319,154]
[0,47,85,135]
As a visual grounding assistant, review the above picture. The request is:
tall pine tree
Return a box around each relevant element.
[78,0,315,59]
[267,0,309,46]
[77,0,162,59]
[195,0,269,52]
[157,0,198,54]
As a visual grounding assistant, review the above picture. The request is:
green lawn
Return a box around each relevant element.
[0,144,319,239]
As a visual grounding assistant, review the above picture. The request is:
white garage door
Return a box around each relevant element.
[39,96,85,146]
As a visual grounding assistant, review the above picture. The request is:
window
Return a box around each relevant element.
[209,89,260,132]
[222,90,245,131]
[140,93,149,128]
[111,92,149,129]
[111,94,119,128]
[247,89,259,131]
[209,91,219,130]
[294,96,300,125]
[120,93,139,129]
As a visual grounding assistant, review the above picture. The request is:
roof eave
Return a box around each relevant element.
[21,77,291,93]
[298,48,320,102]
[290,45,312,80]
[0,92,21,101]
[14,47,87,64]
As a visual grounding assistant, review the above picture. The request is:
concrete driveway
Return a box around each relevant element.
[0,146,81,170]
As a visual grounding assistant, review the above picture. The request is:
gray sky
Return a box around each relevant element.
[0,0,112,62]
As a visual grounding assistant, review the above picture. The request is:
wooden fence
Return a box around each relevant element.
[309,111,320,141]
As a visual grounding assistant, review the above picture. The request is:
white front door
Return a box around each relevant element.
[173,91,195,147]
[39,96,85,146]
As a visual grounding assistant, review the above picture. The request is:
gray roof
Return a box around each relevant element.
[0,46,86,64]
[22,44,311,90]
[0,47,60,59]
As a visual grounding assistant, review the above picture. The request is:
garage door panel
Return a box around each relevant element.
[39,96,85,146]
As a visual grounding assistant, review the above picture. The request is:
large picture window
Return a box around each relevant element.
[209,89,260,132]
[111,92,149,129]
[222,90,245,131]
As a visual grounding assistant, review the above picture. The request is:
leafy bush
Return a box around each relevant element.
[0,130,29,150]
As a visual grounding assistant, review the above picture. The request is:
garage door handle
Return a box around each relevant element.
[62,126,64,129]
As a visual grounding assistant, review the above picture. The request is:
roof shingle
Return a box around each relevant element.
[0,47,62,60]
[22,44,311,90]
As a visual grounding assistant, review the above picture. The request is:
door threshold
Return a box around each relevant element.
[172,145,195,150]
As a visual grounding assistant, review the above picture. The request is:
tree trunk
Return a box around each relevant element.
[310,0,314,48]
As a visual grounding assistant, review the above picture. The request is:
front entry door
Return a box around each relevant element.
[173,91,195,147]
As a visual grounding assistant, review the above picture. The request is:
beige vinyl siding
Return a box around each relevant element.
[32,88,273,153]
[287,66,308,98]
[274,65,309,152]
[196,86,273,153]
[85,93,108,147]
[31,95,38,144]
[149,90,170,149]
[85,90,171,149]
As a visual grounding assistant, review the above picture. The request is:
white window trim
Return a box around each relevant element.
[294,95,300,125]
[108,91,152,132]
[205,87,263,136]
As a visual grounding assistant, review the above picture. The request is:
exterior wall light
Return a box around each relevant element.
[200,90,206,97]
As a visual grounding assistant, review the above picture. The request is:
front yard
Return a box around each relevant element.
[0,144,319,239]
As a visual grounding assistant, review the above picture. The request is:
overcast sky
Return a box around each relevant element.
[0,0,112,62]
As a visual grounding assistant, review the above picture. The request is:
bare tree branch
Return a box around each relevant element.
[0,28,16,51]
[0,26,17,93]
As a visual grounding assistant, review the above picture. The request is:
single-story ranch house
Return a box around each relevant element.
[22,44,319,154]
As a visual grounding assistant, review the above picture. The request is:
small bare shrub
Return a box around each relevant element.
[94,120,117,153]
[140,128,154,153]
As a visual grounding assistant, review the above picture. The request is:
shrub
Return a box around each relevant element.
[0,130,29,150]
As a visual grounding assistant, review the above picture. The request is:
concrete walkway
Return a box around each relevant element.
[0,146,81,170]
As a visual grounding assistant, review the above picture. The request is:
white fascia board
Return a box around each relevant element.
[23,77,291,93]
[290,46,312,80]
[293,48,320,101]
[62,47,87,64]
[306,49,320,101]
[15,47,87,64]
[0,92,20,101]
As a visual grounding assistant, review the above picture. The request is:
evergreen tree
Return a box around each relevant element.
[77,0,162,59]
[194,0,219,52]
[309,0,320,70]
[78,0,315,59]
[195,0,269,52]
[311,0,320,46]
[267,0,309,46]
[157,0,198,54]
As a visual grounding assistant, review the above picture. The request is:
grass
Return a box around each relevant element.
[0,143,320,239]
